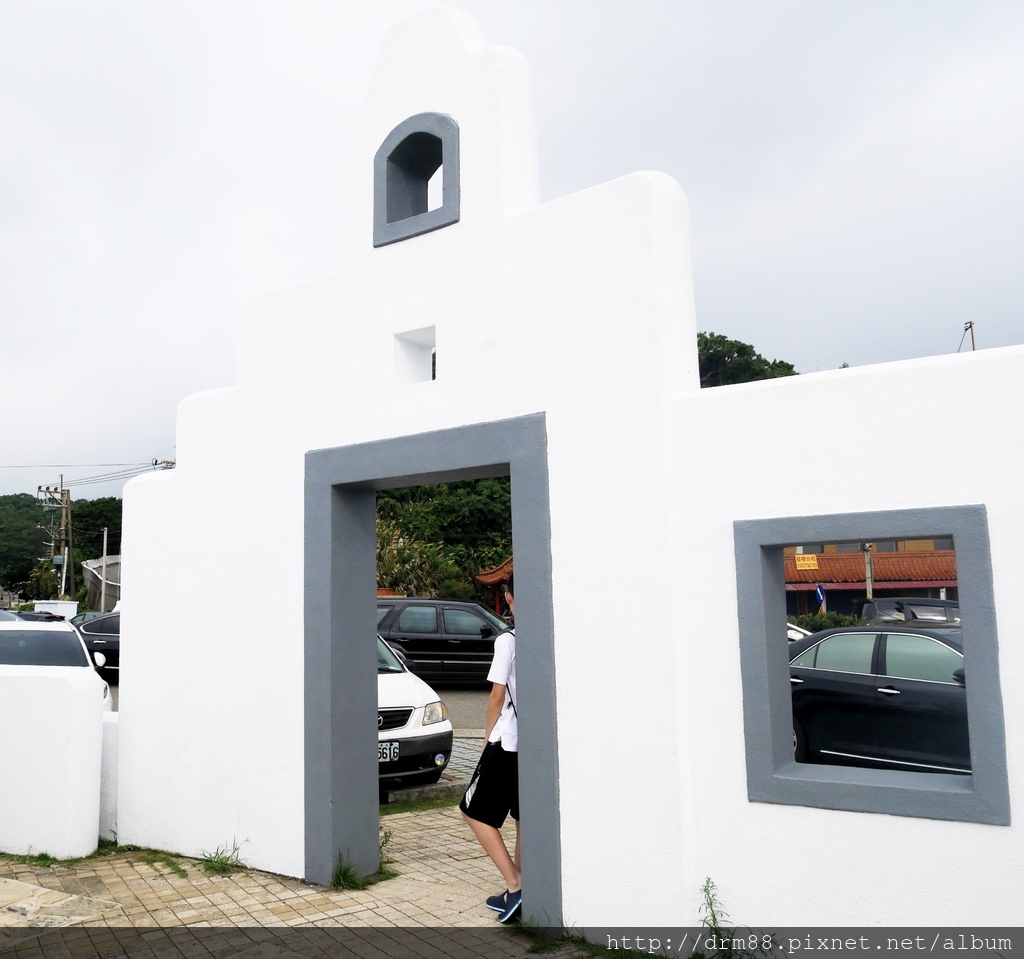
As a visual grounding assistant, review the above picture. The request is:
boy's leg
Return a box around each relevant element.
[461,811,521,892]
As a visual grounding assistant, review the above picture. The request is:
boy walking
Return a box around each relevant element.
[459,574,520,923]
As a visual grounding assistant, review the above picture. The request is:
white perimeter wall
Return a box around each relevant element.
[118,7,1022,928]
[659,351,1024,927]
[0,670,105,859]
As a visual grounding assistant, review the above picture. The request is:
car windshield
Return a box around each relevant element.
[0,629,89,667]
[377,637,404,673]
[478,605,509,632]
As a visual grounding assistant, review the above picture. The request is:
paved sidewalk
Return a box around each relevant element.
[0,739,556,959]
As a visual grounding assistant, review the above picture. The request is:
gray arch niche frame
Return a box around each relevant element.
[373,112,460,247]
[734,504,1010,825]
[304,413,562,927]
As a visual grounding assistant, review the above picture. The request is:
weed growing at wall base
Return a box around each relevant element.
[331,828,398,890]
[693,878,776,959]
[198,837,248,874]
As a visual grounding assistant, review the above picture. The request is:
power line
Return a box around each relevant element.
[1,463,147,469]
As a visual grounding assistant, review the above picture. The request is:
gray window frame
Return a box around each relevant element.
[734,504,1010,825]
[373,112,460,247]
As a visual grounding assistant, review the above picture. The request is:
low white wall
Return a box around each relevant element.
[0,670,105,859]
[34,600,78,618]
[100,712,119,842]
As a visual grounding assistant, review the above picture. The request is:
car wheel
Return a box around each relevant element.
[793,720,808,762]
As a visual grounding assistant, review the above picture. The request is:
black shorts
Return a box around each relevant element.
[459,741,519,829]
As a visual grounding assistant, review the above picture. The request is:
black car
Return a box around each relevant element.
[376,598,509,682]
[789,626,969,775]
[74,610,120,683]
[852,596,960,625]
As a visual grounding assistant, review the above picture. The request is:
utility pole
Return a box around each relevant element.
[101,527,109,613]
[863,542,874,600]
[37,479,76,600]
[964,321,977,351]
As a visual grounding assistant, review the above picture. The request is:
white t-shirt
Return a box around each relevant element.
[486,628,517,752]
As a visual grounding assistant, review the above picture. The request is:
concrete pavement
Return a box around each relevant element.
[0,738,561,959]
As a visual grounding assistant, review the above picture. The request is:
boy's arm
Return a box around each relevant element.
[483,682,507,746]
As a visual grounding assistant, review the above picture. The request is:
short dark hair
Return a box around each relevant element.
[504,571,514,598]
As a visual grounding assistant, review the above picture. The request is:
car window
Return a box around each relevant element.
[793,633,876,674]
[376,638,404,673]
[904,604,949,623]
[873,602,905,622]
[884,633,963,683]
[443,608,488,635]
[85,616,119,635]
[396,605,438,633]
[0,630,89,667]
[376,605,392,627]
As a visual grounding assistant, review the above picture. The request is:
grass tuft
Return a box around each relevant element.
[126,847,188,878]
[330,828,399,890]
[198,838,248,874]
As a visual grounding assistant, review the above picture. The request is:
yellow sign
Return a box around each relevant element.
[795,554,818,570]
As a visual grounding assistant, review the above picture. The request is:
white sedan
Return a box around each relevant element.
[377,636,453,792]
[0,620,112,708]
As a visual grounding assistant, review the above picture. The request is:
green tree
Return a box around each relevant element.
[0,493,47,591]
[25,559,59,601]
[376,478,512,600]
[72,497,122,559]
[376,519,466,598]
[697,331,797,387]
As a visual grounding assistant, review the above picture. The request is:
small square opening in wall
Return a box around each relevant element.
[734,505,1010,825]
[393,326,436,386]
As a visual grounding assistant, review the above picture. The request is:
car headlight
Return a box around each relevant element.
[422,700,448,725]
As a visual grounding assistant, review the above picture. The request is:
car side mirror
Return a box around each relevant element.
[94,652,107,668]
[952,667,966,686]
[480,625,494,639]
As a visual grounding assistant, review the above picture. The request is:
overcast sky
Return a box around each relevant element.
[2,1,1022,499]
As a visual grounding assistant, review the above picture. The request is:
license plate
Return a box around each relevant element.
[378,742,399,763]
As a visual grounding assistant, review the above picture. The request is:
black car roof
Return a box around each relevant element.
[377,598,487,607]
[788,624,963,662]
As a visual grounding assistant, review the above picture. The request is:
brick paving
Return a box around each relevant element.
[0,739,562,958]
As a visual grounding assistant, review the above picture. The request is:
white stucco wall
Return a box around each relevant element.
[0,670,105,859]
[657,350,1024,928]
[118,8,695,884]
[100,712,119,842]
[118,6,1021,928]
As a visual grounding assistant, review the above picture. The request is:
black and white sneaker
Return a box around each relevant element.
[486,890,509,912]
[498,889,522,924]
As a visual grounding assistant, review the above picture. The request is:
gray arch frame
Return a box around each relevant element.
[373,112,460,247]
[734,504,1010,825]
[303,413,562,926]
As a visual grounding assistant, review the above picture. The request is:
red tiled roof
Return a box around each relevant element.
[786,550,957,585]
[476,556,513,586]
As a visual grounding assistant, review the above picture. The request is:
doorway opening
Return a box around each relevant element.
[303,414,561,926]
[375,475,512,799]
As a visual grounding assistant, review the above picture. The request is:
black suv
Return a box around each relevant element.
[853,596,959,626]
[376,598,509,682]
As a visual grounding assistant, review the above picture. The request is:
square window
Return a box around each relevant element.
[394,326,436,385]
[734,505,1009,825]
